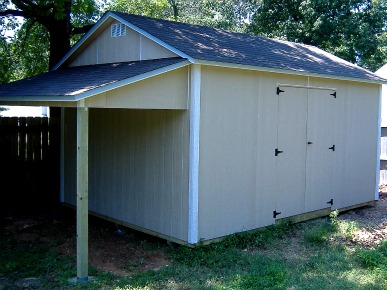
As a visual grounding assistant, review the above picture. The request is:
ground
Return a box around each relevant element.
[0,190,386,288]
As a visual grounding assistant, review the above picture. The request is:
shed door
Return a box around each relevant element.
[305,90,335,212]
[275,87,335,220]
[275,88,308,219]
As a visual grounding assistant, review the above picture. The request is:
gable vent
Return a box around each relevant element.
[111,23,126,37]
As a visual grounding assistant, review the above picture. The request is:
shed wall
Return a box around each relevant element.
[69,21,177,67]
[85,67,188,109]
[63,108,190,241]
[198,66,380,241]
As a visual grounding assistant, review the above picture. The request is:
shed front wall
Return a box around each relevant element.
[198,66,380,241]
[85,67,188,109]
[63,107,190,242]
[69,20,177,67]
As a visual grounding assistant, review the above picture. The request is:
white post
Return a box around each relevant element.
[76,106,89,281]
[188,64,201,244]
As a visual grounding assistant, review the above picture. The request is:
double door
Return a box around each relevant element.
[275,87,335,219]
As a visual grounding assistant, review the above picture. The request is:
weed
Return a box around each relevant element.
[304,221,333,244]
[357,241,387,270]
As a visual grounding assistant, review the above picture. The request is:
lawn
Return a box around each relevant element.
[0,208,386,289]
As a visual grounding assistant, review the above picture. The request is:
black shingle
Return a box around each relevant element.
[0,57,185,97]
[114,12,383,82]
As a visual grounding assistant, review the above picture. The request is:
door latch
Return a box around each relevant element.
[327,199,333,206]
[276,87,284,95]
[275,148,283,156]
[329,145,335,151]
[273,210,281,218]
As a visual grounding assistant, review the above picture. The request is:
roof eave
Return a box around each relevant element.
[195,59,387,85]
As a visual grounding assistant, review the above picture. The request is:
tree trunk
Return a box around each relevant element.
[48,19,71,70]
[47,0,72,70]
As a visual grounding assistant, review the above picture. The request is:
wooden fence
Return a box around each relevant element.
[0,117,50,162]
[0,116,60,215]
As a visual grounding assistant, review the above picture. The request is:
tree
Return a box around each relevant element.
[107,0,253,32]
[0,0,102,79]
[248,0,387,71]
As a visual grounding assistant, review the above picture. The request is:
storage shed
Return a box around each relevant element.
[0,11,383,250]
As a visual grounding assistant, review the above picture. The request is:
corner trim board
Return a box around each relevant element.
[188,64,201,244]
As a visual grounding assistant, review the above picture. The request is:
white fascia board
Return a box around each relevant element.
[0,95,77,102]
[195,59,387,85]
[0,60,190,103]
[52,12,114,71]
[111,14,195,63]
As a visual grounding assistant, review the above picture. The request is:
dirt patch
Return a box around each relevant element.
[337,190,387,248]
[255,190,387,261]
[2,209,170,278]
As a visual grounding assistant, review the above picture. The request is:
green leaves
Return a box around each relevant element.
[248,0,387,71]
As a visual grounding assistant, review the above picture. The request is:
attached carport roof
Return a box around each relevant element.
[0,57,188,102]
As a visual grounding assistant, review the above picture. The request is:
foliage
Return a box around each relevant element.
[106,0,174,20]
[248,0,387,71]
[357,240,387,269]
[107,0,254,32]
[0,0,103,82]
[176,0,254,32]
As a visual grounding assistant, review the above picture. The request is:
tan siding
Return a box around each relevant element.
[199,67,261,240]
[69,21,177,67]
[64,108,190,241]
[84,67,188,109]
[198,66,380,241]
[314,79,380,209]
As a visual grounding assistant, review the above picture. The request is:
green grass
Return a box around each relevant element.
[1,215,386,290]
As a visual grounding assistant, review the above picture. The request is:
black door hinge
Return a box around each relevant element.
[329,145,335,151]
[273,210,281,218]
[276,87,284,95]
[275,148,283,156]
[327,199,333,206]
[330,92,337,98]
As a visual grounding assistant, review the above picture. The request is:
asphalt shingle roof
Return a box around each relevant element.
[0,57,185,98]
[114,11,383,82]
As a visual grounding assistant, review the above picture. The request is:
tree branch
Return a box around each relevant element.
[0,9,26,18]
[71,24,94,36]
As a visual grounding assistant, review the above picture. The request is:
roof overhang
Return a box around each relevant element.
[0,59,190,107]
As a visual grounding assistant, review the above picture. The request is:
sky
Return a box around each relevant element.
[0,106,48,117]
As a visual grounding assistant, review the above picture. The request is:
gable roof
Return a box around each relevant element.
[56,11,384,84]
[0,57,187,101]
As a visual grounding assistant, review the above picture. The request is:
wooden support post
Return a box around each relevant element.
[76,107,89,281]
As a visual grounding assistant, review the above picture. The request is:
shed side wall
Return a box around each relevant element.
[69,21,177,67]
[198,66,380,241]
[63,108,190,241]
